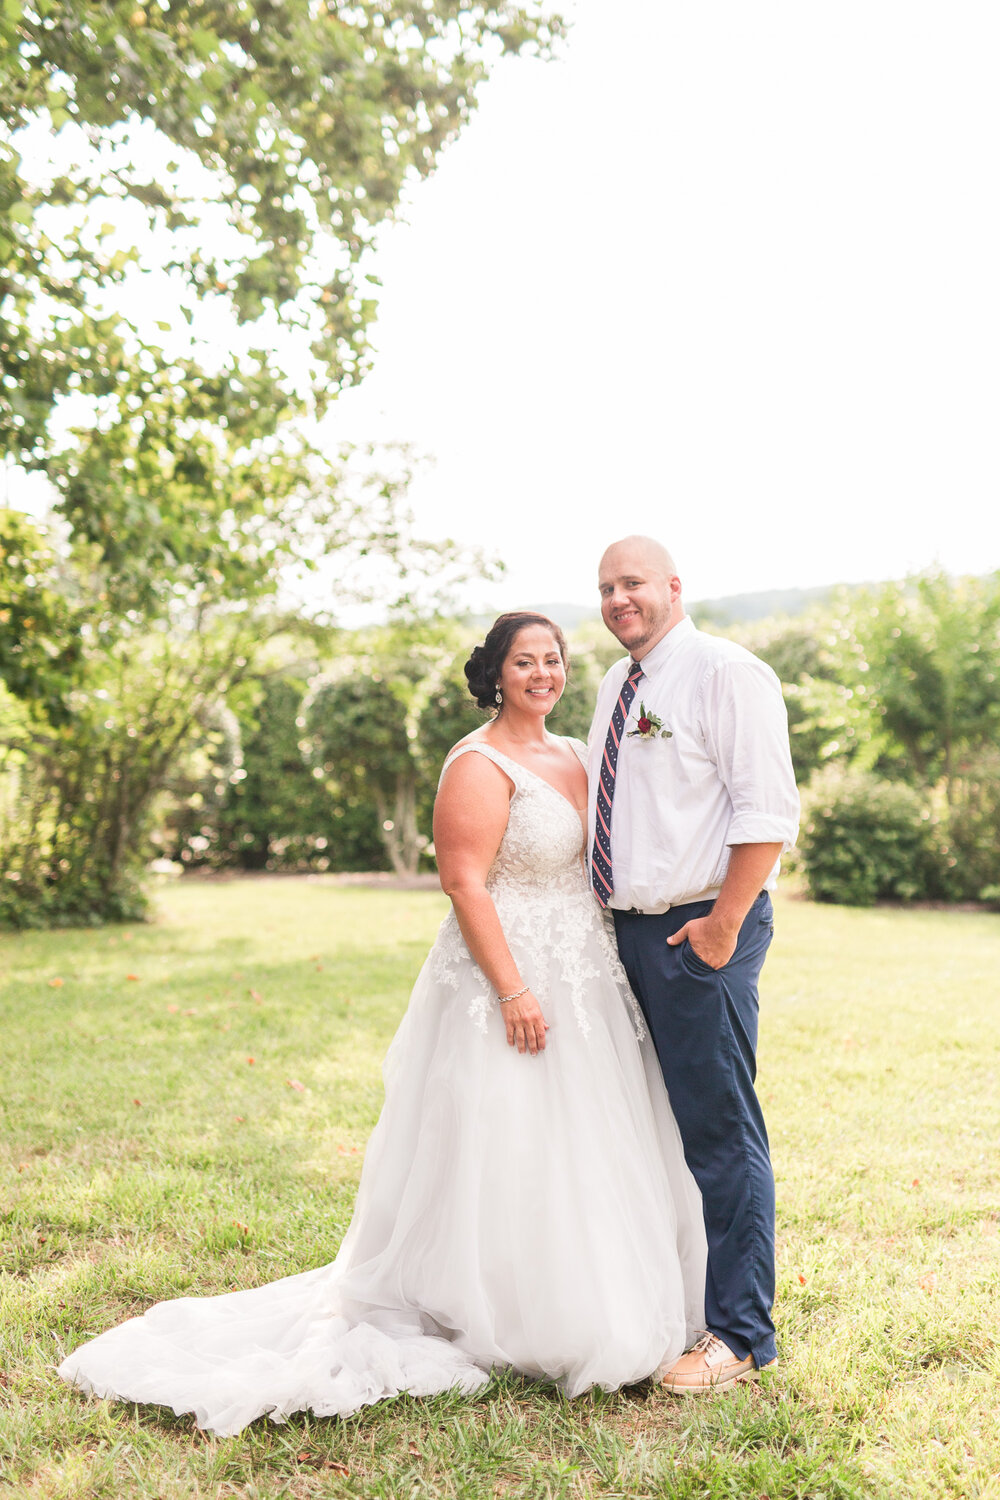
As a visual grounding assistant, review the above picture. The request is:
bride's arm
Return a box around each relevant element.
[434,753,548,1056]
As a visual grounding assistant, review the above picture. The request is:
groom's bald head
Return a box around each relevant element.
[598,535,684,659]
[599,535,678,583]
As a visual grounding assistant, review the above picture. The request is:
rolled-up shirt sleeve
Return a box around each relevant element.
[698,658,800,851]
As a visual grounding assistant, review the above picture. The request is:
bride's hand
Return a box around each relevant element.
[500,990,549,1056]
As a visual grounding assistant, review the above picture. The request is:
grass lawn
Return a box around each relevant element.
[1,878,998,1499]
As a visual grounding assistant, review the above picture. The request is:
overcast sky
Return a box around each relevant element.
[323,0,1000,611]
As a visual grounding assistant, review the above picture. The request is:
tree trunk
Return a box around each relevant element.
[373,774,421,876]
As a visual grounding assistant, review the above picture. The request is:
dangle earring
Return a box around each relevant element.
[495,686,503,707]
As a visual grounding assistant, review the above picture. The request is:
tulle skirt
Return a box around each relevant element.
[58,908,705,1435]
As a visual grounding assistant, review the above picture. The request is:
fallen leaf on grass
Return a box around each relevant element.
[234,1116,245,1123]
[48,977,64,988]
[166,1004,179,1013]
[249,989,263,1002]
[407,1440,421,1457]
[125,973,140,982]
[132,1098,142,1107]
[918,1273,938,1293]
[286,1079,306,1092]
[315,963,324,972]
[182,1008,197,1016]
[336,1145,360,1156]
[296,1453,349,1475]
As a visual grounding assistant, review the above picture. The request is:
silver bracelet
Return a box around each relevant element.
[497,984,529,1005]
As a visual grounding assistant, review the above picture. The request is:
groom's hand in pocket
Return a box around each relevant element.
[668,914,739,972]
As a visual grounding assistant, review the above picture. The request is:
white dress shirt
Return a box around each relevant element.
[586,617,800,913]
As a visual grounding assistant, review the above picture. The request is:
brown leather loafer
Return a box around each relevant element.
[660,1332,778,1395]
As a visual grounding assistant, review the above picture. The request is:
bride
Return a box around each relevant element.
[58,611,706,1437]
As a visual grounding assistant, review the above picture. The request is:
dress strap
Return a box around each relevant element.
[439,741,524,791]
[567,736,587,769]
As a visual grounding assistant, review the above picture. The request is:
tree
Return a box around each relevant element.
[0,443,491,923]
[0,508,86,723]
[851,571,1000,801]
[302,622,607,876]
[2,0,562,465]
[1,0,558,924]
[303,627,476,876]
[733,613,881,784]
[160,670,387,873]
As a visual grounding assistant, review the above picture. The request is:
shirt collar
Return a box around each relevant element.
[628,615,695,677]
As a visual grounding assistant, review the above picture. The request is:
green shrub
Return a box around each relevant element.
[797,768,946,906]
[942,750,1000,903]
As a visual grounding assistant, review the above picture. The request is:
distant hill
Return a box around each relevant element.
[465,602,601,632]
[469,586,866,634]
[687,583,862,627]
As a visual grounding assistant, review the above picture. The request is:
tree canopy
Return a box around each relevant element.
[2,0,562,464]
[0,0,558,925]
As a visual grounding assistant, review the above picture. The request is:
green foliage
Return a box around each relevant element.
[734,615,878,784]
[547,637,605,741]
[850,570,1000,793]
[216,673,384,873]
[138,622,609,881]
[941,747,1000,904]
[301,624,606,875]
[736,577,1000,909]
[0,621,253,927]
[0,442,494,927]
[2,0,563,463]
[0,723,152,930]
[158,673,386,874]
[0,508,87,723]
[797,768,946,907]
[1,0,543,926]
[304,629,473,875]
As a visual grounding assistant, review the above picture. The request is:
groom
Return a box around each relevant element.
[587,535,800,1392]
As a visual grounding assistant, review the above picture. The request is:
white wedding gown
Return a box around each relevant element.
[58,741,706,1436]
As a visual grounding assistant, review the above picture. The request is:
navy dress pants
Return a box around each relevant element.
[613,892,777,1368]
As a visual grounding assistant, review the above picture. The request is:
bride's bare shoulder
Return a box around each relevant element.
[438,733,513,793]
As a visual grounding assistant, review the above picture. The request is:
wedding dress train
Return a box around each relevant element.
[58,741,705,1436]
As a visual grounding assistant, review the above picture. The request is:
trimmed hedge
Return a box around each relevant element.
[797,769,947,906]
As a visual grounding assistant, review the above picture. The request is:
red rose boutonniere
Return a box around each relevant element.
[626,702,672,741]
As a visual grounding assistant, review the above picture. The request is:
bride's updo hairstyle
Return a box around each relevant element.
[464,611,568,711]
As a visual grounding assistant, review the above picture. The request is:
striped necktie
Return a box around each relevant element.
[591,659,644,908]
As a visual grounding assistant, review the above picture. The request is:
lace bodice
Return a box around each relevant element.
[430,739,644,1039]
[442,739,590,897]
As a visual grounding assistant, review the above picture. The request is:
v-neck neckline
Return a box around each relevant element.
[472,740,588,825]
